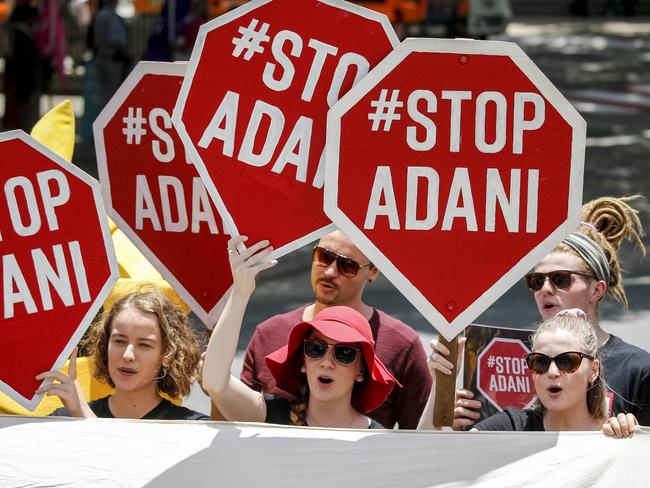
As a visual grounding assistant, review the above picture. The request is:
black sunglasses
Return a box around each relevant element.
[312,246,373,278]
[303,339,360,366]
[526,351,595,374]
[525,270,595,292]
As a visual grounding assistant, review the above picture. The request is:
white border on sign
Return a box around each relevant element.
[476,337,537,412]
[94,61,231,327]
[0,130,119,411]
[171,0,398,260]
[325,38,586,340]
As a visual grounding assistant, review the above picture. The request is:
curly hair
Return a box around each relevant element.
[531,314,606,421]
[554,195,645,307]
[86,289,201,398]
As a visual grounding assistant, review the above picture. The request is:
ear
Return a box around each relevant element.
[367,266,380,283]
[590,359,600,383]
[591,280,607,303]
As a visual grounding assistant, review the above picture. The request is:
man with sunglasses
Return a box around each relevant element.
[240,230,432,429]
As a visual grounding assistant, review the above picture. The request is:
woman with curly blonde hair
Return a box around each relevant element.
[40,290,209,420]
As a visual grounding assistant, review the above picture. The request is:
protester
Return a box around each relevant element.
[42,290,208,420]
[419,311,637,437]
[239,229,431,429]
[202,237,397,428]
[93,0,129,108]
[432,196,649,428]
[2,4,42,131]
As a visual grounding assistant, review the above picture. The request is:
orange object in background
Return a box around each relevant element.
[207,0,426,23]
[0,0,10,23]
[350,0,427,23]
[134,0,164,14]
[208,0,249,17]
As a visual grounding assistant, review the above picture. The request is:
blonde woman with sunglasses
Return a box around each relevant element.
[202,236,397,428]
[430,196,649,429]
[418,311,637,436]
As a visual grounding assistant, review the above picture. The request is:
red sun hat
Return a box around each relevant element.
[265,306,399,414]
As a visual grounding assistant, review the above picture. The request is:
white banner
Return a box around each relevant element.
[1,415,648,487]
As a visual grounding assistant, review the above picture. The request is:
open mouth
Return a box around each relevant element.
[318,376,333,385]
[548,386,562,394]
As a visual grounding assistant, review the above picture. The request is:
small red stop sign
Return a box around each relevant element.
[477,338,535,411]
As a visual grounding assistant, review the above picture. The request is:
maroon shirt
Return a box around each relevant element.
[240,305,432,429]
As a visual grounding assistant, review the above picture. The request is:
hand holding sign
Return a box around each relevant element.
[35,348,95,417]
[422,337,482,429]
[0,131,118,410]
[326,37,585,429]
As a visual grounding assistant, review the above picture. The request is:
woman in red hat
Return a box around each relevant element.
[202,237,397,428]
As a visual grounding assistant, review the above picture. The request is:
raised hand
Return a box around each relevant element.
[35,348,95,417]
[227,236,277,297]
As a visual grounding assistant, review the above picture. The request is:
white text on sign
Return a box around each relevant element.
[1,171,90,319]
[363,88,544,233]
[486,354,532,394]
[368,89,546,154]
[123,107,223,235]
[198,22,371,188]
[364,167,539,232]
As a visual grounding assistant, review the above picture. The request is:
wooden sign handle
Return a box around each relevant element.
[433,335,459,427]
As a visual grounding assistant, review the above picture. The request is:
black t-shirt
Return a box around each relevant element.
[50,396,209,420]
[474,407,544,431]
[264,396,384,429]
[600,335,650,425]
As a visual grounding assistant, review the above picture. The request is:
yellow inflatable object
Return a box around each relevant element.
[105,218,191,313]
[30,99,75,161]
[0,357,114,415]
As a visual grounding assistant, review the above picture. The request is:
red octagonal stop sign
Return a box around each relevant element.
[326,39,585,339]
[0,131,118,410]
[477,338,535,411]
[95,62,232,326]
[173,0,398,258]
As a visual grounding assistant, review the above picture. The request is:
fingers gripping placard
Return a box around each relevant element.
[173,0,398,259]
[0,132,117,409]
[326,39,585,340]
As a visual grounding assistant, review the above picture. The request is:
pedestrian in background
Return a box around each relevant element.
[2,4,42,131]
[93,0,129,109]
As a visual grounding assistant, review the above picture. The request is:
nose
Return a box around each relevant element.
[539,276,555,293]
[319,347,336,368]
[323,260,339,278]
[122,344,135,362]
[546,360,561,378]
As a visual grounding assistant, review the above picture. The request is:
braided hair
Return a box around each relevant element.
[555,195,645,307]
[289,383,309,426]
